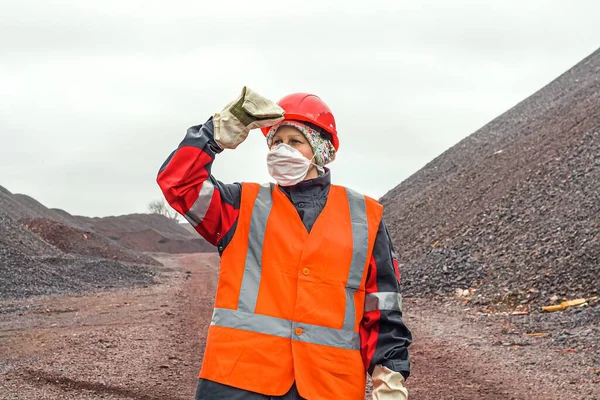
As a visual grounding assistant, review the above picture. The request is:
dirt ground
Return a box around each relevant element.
[1,254,599,400]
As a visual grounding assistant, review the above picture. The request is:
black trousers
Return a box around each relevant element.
[195,379,305,400]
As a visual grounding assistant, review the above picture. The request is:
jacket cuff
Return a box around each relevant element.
[179,117,224,155]
[379,359,410,380]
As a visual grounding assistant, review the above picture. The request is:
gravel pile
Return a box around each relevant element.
[22,218,161,266]
[508,299,600,360]
[0,246,79,299]
[79,214,215,254]
[79,213,196,240]
[0,214,61,257]
[0,214,156,301]
[101,228,215,254]
[1,185,213,255]
[381,48,600,307]
[0,189,84,229]
[0,249,155,301]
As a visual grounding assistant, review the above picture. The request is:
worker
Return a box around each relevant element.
[157,87,412,399]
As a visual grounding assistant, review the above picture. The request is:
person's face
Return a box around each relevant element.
[270,126,314,161]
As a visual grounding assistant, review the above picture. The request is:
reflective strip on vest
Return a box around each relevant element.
[212,308,360,350]
[238,183,273,313]
[364,292,403,313]
[344,188,368,331]
[184,180,215,227]
[211,185,368,351]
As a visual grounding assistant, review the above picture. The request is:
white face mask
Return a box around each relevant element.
[267,143,316,186]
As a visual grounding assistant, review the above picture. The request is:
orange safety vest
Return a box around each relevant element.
[199,182,383,399]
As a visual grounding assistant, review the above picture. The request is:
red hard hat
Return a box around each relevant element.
[261,93,339,150]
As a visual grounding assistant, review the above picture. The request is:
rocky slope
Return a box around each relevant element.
[381,49,600,308]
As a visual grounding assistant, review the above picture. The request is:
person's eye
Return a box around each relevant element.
[273,139,282,145]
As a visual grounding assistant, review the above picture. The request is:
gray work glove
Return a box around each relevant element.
[213,87,284,149]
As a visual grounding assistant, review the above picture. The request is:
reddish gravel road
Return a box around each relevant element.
[1,254,598,399]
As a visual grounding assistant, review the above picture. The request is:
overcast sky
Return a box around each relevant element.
[1,0,599,218]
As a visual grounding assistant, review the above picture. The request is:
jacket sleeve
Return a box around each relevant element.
[360,219,412,380]
[156,117,241,249]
